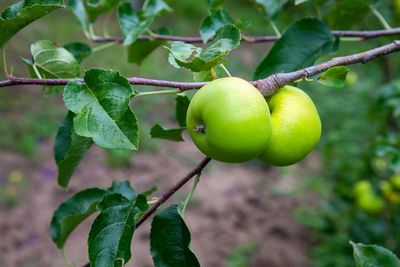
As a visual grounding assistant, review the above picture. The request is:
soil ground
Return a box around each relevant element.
[0,137,314,267]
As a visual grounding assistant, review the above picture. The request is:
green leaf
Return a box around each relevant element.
[150,204,200,267]
[176,94,190,127]
[127,27,171,64]
[0,0,64,47]
[250,0,288,19]
[328,0,370,30]
[63,68,139,150]
[295,0,309,4]
[118,0,171,46]
[208,0,225,9]
[54,111,94,189]
[108,180,137,201]
[350,241,400,267]
[253,18,338,80]
[168,24,240,72]
[85,0,121,24]
[50,188,109,248]
[200,8,233,43]
[64,42,93,64]
[150,124,185,142]
[88,193,140,267]
[28,40,80,79]
[141,186,157,197]
[317,66,349,88]
[66,0,89,32]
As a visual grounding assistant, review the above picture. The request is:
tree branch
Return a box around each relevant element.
[254,40,400,96]
[81,156,212,267]
[91,28,400,43]
[2,41,400,97]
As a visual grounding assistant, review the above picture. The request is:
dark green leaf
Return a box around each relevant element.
[63,68,139,150]
[0,0,64,47]
[150,204,200,267]
[200,8,233,43]
[66,0,89,32]
[50,188,109,248]
[108,180,137,201]
[253,18,338,80]
[328,0,370,30]
[127,27,171,64]
[85,0,121,24]
[250,0,288,19]
[88,193,139,267]
[54,111,93,189]
[168,24,240,72]
[351,241,400,267]
[150,124,185,142]
[134,194,149,213]
[64,42,93,63]
[317,66,349,88]
[118,0,171,46]
[175,94,190,127]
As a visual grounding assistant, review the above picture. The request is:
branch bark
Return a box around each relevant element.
[91,28,400,43]
[2,40,400,97]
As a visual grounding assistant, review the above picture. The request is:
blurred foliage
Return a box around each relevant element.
[226,241,257,267]
[0,170,29,207]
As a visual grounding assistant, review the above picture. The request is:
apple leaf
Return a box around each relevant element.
[150,204,201,267]
[66,0,89,32]
[63,68,139,150]
[54,111,94,189]
[51,188,109,249]
[253,18,338,80]
[64,42,93,64]
[250,0,288,19]
[350,241,400,267]
[328,0,370,30]
[0,0,64,48]
[200,8,234,43]
[85,0,121,24]
[88,193,140,267]
[128,27,171,65]
[118,0,171,46]
[150,124,185,142]
[25,40,80,79]
[168,24,240,72]
[51,180,139,249]
[176,94,190,127]
[317,66,349,89]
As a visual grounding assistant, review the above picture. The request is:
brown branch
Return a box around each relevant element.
[81,157,212,267]
[92,28,400,43]
[254,40,400,96]
[2,40,400,97]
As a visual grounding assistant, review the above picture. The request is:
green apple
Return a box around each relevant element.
[258,86,321,166]
[186,77,272,163]
[356,193,384,215]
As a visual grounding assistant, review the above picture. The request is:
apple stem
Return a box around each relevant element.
[193,125,206,133]
[211,68,219,79]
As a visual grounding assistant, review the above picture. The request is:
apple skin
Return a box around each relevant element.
[186,77,272,163]
[258,85,321,166]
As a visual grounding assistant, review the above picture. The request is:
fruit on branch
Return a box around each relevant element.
[258,86,321,166]
[186,77,272,163]
[354,180,384,214]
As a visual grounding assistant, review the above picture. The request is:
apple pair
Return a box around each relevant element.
[186,77,321,166]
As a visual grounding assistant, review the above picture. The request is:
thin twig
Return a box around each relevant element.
[91,28,400,43]
[2,41,400,97]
